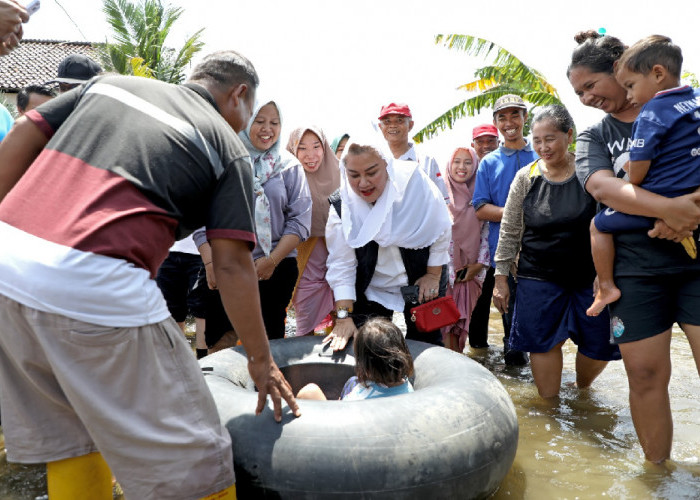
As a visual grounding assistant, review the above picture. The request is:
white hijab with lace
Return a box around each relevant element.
[338,135,451,250]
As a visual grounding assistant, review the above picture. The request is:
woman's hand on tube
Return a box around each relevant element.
[255,256,276,281]
[492,275,510,314]
[247,354,301,422]
[415,272,441,303]
[323,318,357,351]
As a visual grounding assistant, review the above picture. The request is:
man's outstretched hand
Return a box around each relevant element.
[248,354,301,422]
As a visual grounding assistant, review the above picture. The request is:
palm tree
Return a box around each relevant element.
[100,0,204,84]
[413,34,563,143]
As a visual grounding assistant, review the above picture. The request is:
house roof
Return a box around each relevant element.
[0,39,102,92]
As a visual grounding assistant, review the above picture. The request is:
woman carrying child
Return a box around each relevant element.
[585,35,700,316]
[567,30,700,463]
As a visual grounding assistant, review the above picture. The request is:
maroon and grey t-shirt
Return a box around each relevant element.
[0,75,256,326]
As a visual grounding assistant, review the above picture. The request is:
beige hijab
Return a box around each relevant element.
[444,147,482,270]
[286,126,340,237]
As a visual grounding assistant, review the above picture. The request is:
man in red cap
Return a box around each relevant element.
[471,124,500,161]
[469,123,498,349]
[467,123,500,349]
[377,102,448,202]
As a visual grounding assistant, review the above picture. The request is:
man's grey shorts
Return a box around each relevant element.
[0,294,234,499]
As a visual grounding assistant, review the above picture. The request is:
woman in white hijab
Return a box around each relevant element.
[324,136,452,351]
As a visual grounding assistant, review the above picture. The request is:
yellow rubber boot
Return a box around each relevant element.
[200,484,237,499]
[47,452,112,500]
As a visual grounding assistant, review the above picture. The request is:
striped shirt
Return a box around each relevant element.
[0,76,256,327]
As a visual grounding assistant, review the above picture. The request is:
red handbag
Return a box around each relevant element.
[410,296,460,332]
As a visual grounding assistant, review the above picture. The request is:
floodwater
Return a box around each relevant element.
[478,311,700,499]
[1,310,699,499]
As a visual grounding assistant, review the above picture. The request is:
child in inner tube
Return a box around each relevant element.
[297,318,414,400]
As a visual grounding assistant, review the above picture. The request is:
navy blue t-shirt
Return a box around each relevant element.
[576,114,700,277]
[630,85,700,197]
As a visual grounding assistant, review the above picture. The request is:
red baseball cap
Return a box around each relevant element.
[472,124,499,140]
[378,103,412,120]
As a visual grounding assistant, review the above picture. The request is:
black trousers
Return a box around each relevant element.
[466,267,517,347]
[468,266,494,347]
[204,257,298,346]
[155,252,207,322]
[258,257,298,340]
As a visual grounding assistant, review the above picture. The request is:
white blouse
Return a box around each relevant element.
[325,207,450,311]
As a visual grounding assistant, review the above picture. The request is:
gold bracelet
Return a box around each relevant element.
[268,254,278,267]
[203,261,212,266]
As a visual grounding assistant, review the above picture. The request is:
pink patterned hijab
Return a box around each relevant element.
[444,147,482,270]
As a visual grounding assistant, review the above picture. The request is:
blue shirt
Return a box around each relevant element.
[472,141,538,265]
[340,376,414,400]
[0,105,13,142]
[630,85,700,197]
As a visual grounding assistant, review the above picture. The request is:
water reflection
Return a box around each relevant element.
[1,310,698,499]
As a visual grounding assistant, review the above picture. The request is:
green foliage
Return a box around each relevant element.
[0,91,16,118]
[682,71,699,88]
[414,34,563,143]
[130,56,155,78]
[100,0,204,84]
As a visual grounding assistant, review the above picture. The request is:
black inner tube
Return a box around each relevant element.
[279,362,356,400]
[203,337,519,499]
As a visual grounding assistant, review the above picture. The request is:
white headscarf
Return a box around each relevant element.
[338,134,451,250]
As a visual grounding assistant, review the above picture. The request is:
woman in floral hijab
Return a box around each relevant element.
[198,99,311,347]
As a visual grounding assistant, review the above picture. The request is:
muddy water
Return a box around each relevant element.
[478,308,700,499]
[1,311,699,499]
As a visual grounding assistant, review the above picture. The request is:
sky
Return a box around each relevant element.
[20,0,700,163]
